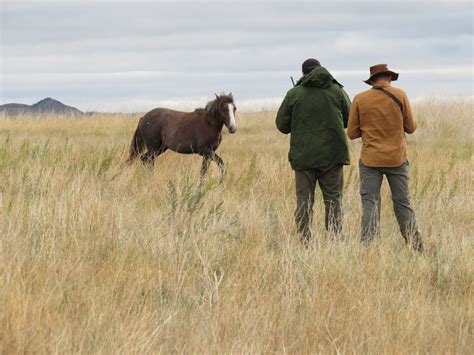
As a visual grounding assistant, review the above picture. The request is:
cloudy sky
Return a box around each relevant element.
[1,0,472,112]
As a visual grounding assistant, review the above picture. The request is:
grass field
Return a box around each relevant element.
[0,99,472,353]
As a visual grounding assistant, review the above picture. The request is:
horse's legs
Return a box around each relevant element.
[140,150,157,167]
[213,153,225,182]
[199,148,215,180]
[140,147,167,168]
[200,156,212,180]
[199,149,225,182]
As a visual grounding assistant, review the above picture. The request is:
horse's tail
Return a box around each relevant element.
[127,125,144,164]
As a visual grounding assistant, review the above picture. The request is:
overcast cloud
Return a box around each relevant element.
[1,0,472,111]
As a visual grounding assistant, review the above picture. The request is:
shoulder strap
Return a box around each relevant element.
[372,86,403,113]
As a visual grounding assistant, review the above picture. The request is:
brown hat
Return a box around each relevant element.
[364,64,399,85]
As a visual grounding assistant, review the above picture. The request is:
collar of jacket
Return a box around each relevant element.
[300,67,337,88]
[371,82,391,87]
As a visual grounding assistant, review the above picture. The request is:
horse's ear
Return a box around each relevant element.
[229,92,233,97]
[215,93,220,101]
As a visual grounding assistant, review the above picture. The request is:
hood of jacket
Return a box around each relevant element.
[297,66,341,89]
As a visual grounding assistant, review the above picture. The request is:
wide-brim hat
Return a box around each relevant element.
[364,64,399,85]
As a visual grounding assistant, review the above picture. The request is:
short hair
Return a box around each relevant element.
[370,73,392,84]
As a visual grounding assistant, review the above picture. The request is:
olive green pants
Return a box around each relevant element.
[294,165,343,244]
[359,160,423,252]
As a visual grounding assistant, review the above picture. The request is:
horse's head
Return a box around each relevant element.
[214,93,237,134]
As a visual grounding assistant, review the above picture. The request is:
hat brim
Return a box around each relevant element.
[364,71,399,85]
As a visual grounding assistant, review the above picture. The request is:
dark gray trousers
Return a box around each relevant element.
[295,165,343,244]
[359,160,423,251]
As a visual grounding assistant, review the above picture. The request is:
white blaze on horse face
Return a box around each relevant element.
[227,103,237,133]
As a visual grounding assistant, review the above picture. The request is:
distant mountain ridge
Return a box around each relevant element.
[0,98,83,116]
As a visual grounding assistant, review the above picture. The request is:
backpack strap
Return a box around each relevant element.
[372,86,403,113]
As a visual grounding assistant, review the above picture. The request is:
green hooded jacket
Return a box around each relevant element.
[276,66,351,170]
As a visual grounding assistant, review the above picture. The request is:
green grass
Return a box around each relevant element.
[0,100,472,353]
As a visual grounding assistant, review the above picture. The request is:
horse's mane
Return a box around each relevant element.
[198,94,234,119]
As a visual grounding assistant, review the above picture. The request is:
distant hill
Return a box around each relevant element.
[0,98,83,116]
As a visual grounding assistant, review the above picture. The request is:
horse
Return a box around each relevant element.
[127,93,237,180]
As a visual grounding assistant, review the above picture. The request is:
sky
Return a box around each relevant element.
[1,0,473,112]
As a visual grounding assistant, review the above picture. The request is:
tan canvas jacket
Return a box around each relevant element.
[347,83,417,167]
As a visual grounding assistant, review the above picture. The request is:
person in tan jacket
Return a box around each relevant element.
[347,64,423,252]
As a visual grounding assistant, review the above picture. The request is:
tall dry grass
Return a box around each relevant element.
[0,100,472,353]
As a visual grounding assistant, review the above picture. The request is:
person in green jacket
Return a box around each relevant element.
[276,58,351,244]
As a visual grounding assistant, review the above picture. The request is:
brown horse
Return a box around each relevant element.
[127,93,237,179]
